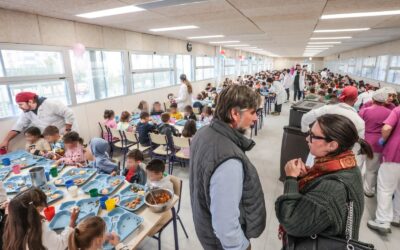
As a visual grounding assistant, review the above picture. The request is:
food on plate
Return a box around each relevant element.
[101,188,109,195]
[6,184,14,189]
[146,190,171,205]
[50,193,60,199]
[111,179,121,187]
[74,178,85,185]
[79,170,86,175]
[130,185,144,193]
[138,190,145,196]
[113,196,120,203]
[69,170,77,176]
[125,197,142,209]
[55,179,63,185]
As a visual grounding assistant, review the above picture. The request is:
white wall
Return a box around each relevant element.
[273,57,324,71]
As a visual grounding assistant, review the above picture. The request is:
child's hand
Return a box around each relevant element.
[107,232,121,246]
[54,160,61,166]
[76,162,84,168]
[69,207,80,228]
[110,171,117,176]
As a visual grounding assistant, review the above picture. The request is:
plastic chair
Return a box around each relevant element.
[151,175,189,250]
[172,136,190,168]
[123,131,151,153]
[149,133,173,173]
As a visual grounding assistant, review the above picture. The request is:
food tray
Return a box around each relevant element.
[102,207,144,250]
[41,184,64,204]
[49,210,95,230]
[0,167,11,181]
[0,150,43,169]
[81,174,125,196]
[119,183,147,197]
[117,194,145,212]
[3,175,32,194]
[37,158,66,172]
[59,197,101,216]
[54,168,96,186]
[174,119,187,126]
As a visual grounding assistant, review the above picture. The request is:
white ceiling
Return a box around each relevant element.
[0,0,400,57]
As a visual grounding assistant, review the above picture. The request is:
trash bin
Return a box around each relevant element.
[280,126,309,181]
[289,100,325,128]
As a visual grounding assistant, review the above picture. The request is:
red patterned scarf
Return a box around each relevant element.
[298,150,357,190]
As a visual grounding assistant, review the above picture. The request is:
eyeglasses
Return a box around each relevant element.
[307,131,331,143]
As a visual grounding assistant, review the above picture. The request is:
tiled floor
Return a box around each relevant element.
[134,101,399,250]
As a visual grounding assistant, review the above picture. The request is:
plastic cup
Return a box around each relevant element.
[65,180,74,189]
[0,148,7,155]
[12,165,21,174]
[2,158,10,166]
[43,206,55,221]
[100,196,109,209]
[68,185,78,198]
[50,167,58,178]
[89,188,98,198]
[105,198,116,211]
[45,172,50,181]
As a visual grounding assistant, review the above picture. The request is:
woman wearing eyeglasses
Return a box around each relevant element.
[275,114,373,246]
[3,187,80,250]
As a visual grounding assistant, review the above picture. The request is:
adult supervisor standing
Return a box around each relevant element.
[0,92,75,150]
[190,85,266,250]
[175,74,193,111]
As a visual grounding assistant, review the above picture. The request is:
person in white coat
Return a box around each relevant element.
[0,92,76,150]
[291,64,306,102]
[175,74,193,111]
[3,187,79,250]
[282,69,292,102]
[301,86,365,167]
[268,77,286,116]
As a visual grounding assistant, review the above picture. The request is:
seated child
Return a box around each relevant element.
[57,131,87,167]
[103,109,117,129]
[136,112,157,147]
[123,149,146,185]
[150,101,164,116]
[167,93,176,105]
[192,93,204,112]
[24,126,51,156]
[43,125,65,160]
[68,216,128,250]
[181,119,197,158]
[158,113,180,151]
[183,105,197,120]
[117,111,133,132]
[3,187,79,250]
[146,159,173,191]
[137,100,149,114]
[169,103,183,120]
[200,106,213,125]
[89,138,118,174]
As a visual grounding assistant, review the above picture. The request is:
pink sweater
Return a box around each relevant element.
[59,144,86,165]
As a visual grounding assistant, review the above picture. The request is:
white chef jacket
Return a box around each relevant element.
[354,90,374,111]
[283,73,292,89]
[175,83,192,111]
[12,99,76,133]
[301,102,365,166]
[269,81,287,105]
[291,71,306,90]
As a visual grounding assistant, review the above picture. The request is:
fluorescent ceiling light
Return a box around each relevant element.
[77,5,144,18]
[308,41,341,44]
[187,35,224,39]
[321,10,400,19]
[314,28,370,33]
[150,25,198,32]
[306,45,334,47]
[209,41,240,44]
[224,44,249,47]
[310,36,351,40]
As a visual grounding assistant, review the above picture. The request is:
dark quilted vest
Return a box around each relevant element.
[189,119,267,250]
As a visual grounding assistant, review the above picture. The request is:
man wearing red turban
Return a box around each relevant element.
[0,91,75,150]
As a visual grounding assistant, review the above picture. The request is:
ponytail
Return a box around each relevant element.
[68,228,80,250]
[358,138,373,159]
[180,74,193,94]
[67,216,106,250]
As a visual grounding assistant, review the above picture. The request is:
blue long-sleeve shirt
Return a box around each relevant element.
[210,159,249,250]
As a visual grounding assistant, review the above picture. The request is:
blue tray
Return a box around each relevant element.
[118,194,145,212]
[103,207,144,250]
[59,200,76,211]
[49,210,95,230]
[119,183,147,197]
[81,175,125,196]
[75,198,101,215]
[62,168,97,178]
[54,168,96,186]
[38,158,65,172]
[0,167,11,181]
[3,175,32,194]
[174,119,187,126]
[46,190,64,204]
[0,150,43,169]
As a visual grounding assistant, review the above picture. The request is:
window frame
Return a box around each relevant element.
[194,56,215,81]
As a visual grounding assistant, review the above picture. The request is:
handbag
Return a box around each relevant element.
[285,177,375,250]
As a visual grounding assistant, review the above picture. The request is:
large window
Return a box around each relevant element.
[387,56,400,84]
[0,48,70,118]
[130,53,174,92]
[240,59,249,75]
[347,58,356,74]
[195,56,215,81]
[224,57,236,76]
[70,50,125,103]
[176,55,192,81]
[361,57,376,79]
